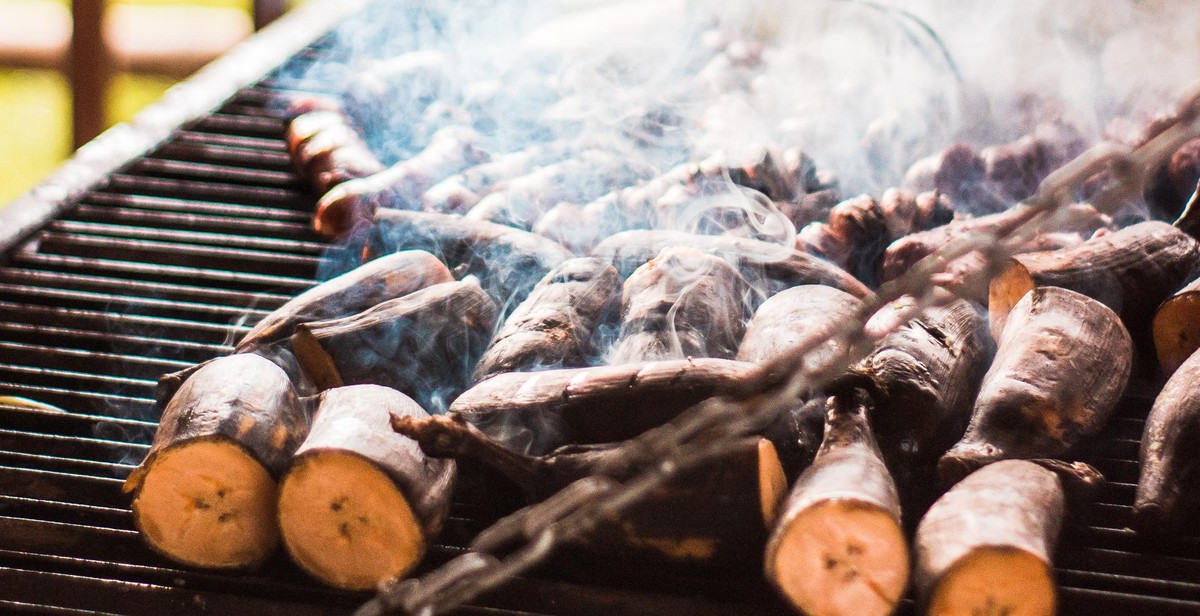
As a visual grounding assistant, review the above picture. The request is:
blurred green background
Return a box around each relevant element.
[0,0,257,205]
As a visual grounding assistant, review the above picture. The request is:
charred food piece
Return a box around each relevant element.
[450,358,760,455]
[990,220,1200,339]
[474,257,621,382]
[592,229,870,300]
[124,354,309,569]
[396,414,786,569]
[609,247,748,364]
[1153,275,1200,376]
[914,460,1066,616]
[285,107,385,196]
[939,287,1131,483]
[315,126,490,236]
[279,385,455,590]
[370,210,573,314]
[845,298,993,460]
[765,390,908,616]
[291,280,498,412]
[1135,348,1200,534]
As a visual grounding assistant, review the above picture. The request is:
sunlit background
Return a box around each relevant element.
[0,0,286,205]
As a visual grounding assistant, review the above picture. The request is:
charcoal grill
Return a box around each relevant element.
[1,1,1199,614]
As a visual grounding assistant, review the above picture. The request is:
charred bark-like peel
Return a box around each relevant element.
[1135,349,1200,534]
[394,413,786,568]
[989,221,1200,339]
[940,287,1131,484]
[1153,276,1200,376]
[474,257,621,382]
[764,390,908,616]
[291,280,497,411]
[124,354,309,569]
[279,385,455,591]
[845,298,992,459]
[610,247,748,363]
[591,230,871,300]
[449,358,761,455]
[369,210,573,312]
[915,460,1064,616]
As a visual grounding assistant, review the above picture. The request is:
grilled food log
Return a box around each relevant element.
[939,287,1132,483]
[124,354,309,569]
[450,358,761,455]
[844,297,993,459]
[369,210,573,313]
[291,280,497,411]
[474,257,621,382]
[1152,276,1200,376]
[914,460,1065,616]
[285,105,385,196]
[989,220,1200,339]
[592,230,871,300]
[279,385,455,590]
[764,390,908,616]
[609,246,748,363]
[394,413,786,569]
[1134,348,1200,534]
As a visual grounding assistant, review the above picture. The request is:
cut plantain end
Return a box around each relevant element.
[1153,291,1200,376]
[927,547,1055,616]
[279,451,425,591]
[758,438,788,526]
[130,437,279,569]
[769,499,908,616]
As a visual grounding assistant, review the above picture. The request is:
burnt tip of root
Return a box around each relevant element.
[935,446,1000,487]
[1130,500,1181,538]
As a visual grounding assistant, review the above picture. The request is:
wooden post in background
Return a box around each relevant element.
[69,0,109,149]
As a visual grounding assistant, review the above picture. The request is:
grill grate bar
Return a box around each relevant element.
[128,159,298,189]
[10,253,315,294]
[171,129,288,152]
[190,113,287,138]
[152,141,293,170]
[0,321,231,362]
[104,174,304,208]
[67,205,314,240]
[0,268,290,310]
[81,192,311,223]
[47,221,326,254]
[0,384,154,418]
[0,299,248,346]
[0,282,272,324]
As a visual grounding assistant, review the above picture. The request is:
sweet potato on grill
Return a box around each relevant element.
[592,230,870,300]
[989,220,1200,339]
[764,390,907,616]
[609,247,748,363]
[1134,349,1200,534]
[939,287,1131,483]
[914,460,1065,616]
[369,210,573,313]
[450,358,760,455]
[844,298,992,459]
[314,126,490,236]
[1152,276,1200,376]
[394,413,785,568]
[124,354,308,569]
[285,107,385,196]
[474,257,621,382]
[291,280,497,411]
[279,385,454,590]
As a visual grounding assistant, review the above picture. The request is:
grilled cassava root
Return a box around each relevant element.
[940,287,1132,483]
[291,280,497,410]
[450,358,761,455]
[1153,276,1200,376]
[394,414,786,567]
[124,354,308,569]
[1135,349,1200,534]
[610,246,748,363]
[279,385,455,590]
[285,104,385,197]
[764,390,907,616]
[369,209,572,311]
[473,257,620,382]
[914,460,1064,616]
[989,220,1200,338]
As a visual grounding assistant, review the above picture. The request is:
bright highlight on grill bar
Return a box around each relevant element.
[6,1,1200,616]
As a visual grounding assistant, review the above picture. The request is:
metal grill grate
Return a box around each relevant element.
[0,8,1199,616]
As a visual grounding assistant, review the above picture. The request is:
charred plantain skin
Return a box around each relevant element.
[990,220,1200,340]
[1135,348,1200,534]
[474,257,621,382]
[279,385,455,590]
[125,354,309,570]
[940,287,1131,484]
[764,390,908,616]
[915,460,1066,616]
[285,105,385,198]
[291,280,497,411]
